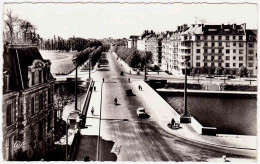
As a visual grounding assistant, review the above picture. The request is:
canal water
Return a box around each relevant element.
[159,92,257,135]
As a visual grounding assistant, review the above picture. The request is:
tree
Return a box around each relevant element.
[237,66,248,78]
[191,68,196,79]
[4,10,19,43]
[223,69,227,84]
[197,70,200,83]
[140,51,153,69]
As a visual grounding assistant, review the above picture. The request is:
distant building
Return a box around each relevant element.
[162,23,257,76]
[2,44,56,160]
[127,35,139,49]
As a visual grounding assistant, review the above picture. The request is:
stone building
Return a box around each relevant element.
[162,23,257,76]
[2,44,56,160]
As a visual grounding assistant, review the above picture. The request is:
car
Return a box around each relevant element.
[136,108,150,118]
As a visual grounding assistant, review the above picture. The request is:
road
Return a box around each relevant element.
[84,52,254,162]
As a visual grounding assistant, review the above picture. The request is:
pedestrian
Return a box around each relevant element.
[91,107,94,116]
[171,118,175,128]
[103,78,104,82]
[130,70,131,74]
[138,85,140,90]
[128,78,130,83]
[94,86,96,91]
[140,86,143,90]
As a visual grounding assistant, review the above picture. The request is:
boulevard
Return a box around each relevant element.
[73,52,256,162]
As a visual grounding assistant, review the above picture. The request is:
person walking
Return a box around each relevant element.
[128,78,130,83]
[102,78,104,82]
[91,107,94,116]
[138,85,140,90]
[94,86,96,91]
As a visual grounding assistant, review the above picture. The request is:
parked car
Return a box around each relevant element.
[136,108,150,118]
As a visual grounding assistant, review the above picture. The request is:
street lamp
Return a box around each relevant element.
[66,116,69,161]
[89,53,92,78]
[73,57,78,111]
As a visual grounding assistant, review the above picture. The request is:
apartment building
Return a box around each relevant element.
[2,44,56,160]
[246,29,258,76]
[162,23,257,76]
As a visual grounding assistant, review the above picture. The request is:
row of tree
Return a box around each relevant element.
[113,46,153,69]
[191,66,253,77]
[72,40,108,67]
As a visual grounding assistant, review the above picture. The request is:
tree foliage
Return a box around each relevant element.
[237,66,248,77]
[114,46,153,69]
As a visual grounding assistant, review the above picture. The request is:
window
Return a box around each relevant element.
[249,43,254,48]
[249,50,254,54]
[233,42,236,46]
[218,36,222,40]
[226,56,230,60]
[248,63,253,67]
[211,42,215,47]
[196,36,200,40]
[196,62,200,67]
[204,36,207,40]
[211,56,214,61]
[196,49,201,53]
[219,49,222,53]
[239,36,243,40]
[204,63,207,67]
[219,42,222,47]
[48,88,51,105]
[233,56,236,60]
[211,63,214,67]
[39,94,43,111]
[218,56,222,60]
[233,36,236,40]
[218,63,222,67]
[211,36,214,40]
[32,72,35,85]
[204,42,208,46]
[196,42,201,46]
[6,104,12,126]
[196,56,200,60]
[233,49,236,53]
[239,63,243,67]
[47,113,52,132]
[39,70,42,83]
[239,56,243,61]
[39,121,43,140]
[248,56,254,61]
[233,63,236,67]
[204,56,207,60]
[226,42,230,47]
[226,49,230,54]
[226,36,229,40]
[204,49,208,53]
[226,63,230,67]
[239,43,243,47]
[31,97,35,116]
[239,49,243,54]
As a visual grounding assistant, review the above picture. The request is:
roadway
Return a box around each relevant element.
[85,52,254,162]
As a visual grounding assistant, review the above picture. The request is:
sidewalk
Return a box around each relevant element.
[132,80,256,156]
[113,52,257,156]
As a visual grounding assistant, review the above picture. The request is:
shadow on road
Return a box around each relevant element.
[73,135,117,161]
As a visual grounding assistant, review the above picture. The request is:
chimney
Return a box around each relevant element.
[191,24,195,27]
[183,24,188,31]
[233,24,237,30]
[177,26,180,31]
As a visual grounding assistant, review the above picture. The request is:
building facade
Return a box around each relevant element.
[161,23,257,76]
[2,45,56,160]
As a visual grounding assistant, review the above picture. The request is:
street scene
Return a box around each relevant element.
[1,1,258,162]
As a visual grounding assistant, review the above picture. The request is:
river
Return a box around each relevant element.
[159,92,257,135]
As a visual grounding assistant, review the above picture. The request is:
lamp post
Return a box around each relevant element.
[74,57,78,111]
[66,116,69,161]
[183,64,188,116]
[89,54,92,78]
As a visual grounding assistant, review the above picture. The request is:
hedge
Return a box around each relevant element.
[220,84,257,91]
[164,82,203,90]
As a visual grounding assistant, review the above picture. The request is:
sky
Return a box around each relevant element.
[3,1,258,40]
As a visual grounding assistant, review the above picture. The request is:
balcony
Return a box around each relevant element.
[179,51,191,56]
[203,46,224,49]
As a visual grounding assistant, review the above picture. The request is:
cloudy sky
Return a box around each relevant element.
[3,1,258,39]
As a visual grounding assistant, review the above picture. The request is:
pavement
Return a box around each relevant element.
[66,52,257,160]
[111,52,257,153]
